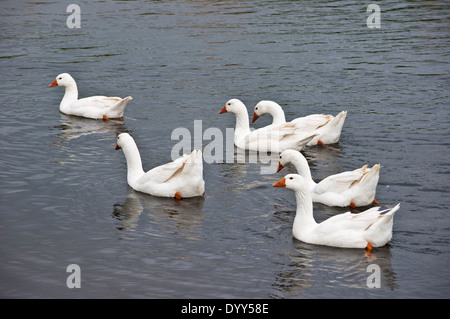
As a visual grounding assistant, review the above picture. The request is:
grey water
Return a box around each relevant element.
[0,0,449,299]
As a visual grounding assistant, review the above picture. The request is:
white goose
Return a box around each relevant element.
[252,100,347,146]
[273,174,399,253]
[219,99,316,153]
[278,150,380,208]
[49,73,133,120]
[115,133,205,200]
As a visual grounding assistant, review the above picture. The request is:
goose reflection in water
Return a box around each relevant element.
[271,240,396,298]
[51,113,129,145]
[113,188,205,239]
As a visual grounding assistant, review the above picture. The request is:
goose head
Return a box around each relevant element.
[252,100,282,122]
[49,73,76,88]
[272,174,307,192]
[115,132,133,150]
[277,149,300,172]
[219,98,247,115]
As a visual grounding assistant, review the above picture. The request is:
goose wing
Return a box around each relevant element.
[138,150,202,185]
[314,165,369,195]
[291,114,333,131]
[70,96,123,110]
[138,155,190,185]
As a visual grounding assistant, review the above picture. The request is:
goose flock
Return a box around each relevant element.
[49,73,400,254]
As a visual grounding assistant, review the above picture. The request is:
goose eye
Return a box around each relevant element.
[227,103,231,106]
[289,177,293,180]
[58,77,62,80]
[279,155,282,159]
[255,107,258,110]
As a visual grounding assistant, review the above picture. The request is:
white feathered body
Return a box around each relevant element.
[131,150,205,198]
[117,133,204,199]
[50,73,132,119]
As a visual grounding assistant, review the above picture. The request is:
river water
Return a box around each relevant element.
[0,0,449,298]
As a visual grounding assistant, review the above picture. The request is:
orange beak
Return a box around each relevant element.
[276,162,284,173]
[219,105,227,114]
[115,144,121,150]
[252,112,259,123]
[49,79,58,87]
[272,177,286,188]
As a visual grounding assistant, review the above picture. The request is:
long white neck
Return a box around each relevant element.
[60,82,78,112]
[121,140,145,187]
[289,155,317,189]
[233,108,251,141]
[268,103,286,125]
[292,188,317,240]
